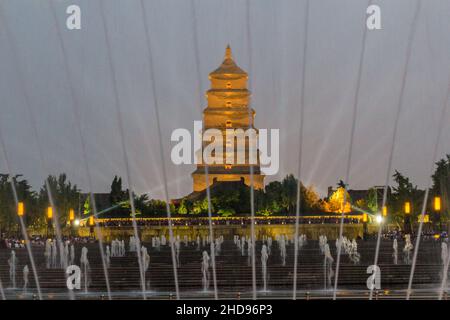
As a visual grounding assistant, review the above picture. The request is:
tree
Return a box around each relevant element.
[177,200,188,215]
[281,174,298,214]
[302,185,323,212]
[324,187,352,213]
[217,208,235,217]
[132,193,149,216]
[256,208,272,216]
[0,174,39,234]
[390,170,424,220]
[355,199,367,211]
[192,198,210,215]
[110,176,127,204]
[83,197,90,215]
[366,188,378,213]
[38,174,80,226]
[431,155,450,219]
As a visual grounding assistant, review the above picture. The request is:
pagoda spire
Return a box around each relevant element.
[225,44,233,60]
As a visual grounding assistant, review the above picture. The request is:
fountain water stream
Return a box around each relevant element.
[8,251,17,289]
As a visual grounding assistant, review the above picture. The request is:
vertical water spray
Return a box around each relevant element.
[369,1,422,300]
[98,0,147,299]
[245,0,257,300]
[0,136,42,298]
[292,0,310,300]
[261,244,268,292]
[0,3,75,299]
[48,0,113,300]
[141,246,151,290]
[201,251,210,292]
[407,67,449,300]
[23,265,29,293]
[391,238,398,265]
[332,0,371,300]
[190,0,218,299]
[139,0,180,299]
[80,247,90,294]
[8,251,17,289]
[0,11,43,301]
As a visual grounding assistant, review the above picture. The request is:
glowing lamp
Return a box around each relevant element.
[89,216,94,226]
[17,202,24,217]
[424,214,430,223]
[69,209,75,221]
[47,207,53,219]
[434,197,441,211]
[375,215,383,224]
[74,219,80,227]
[404,202,411,215]
[382,206,387,217]
[362,213,368,223]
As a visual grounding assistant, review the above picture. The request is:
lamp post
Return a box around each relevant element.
[69,209,75,237]
[382,206,388,233]
[404,201,411,234]
[18,202,24,217]
[17,202,24,238]
[89,215,95,238]
[433,196,441,233]
[47,206,53,238]
[362,213,368,240]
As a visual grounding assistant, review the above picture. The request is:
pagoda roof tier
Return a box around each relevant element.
[209,45,247,78]
[192,166,261,175]
[207,89,250,98]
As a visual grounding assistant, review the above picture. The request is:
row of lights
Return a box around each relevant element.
[17,197,445,226]
[16,202,95,226]
[361,196,442,224]
[403,196,441,214]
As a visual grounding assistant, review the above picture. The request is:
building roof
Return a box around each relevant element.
[210,45,247,78]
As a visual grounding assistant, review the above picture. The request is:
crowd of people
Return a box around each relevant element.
[379,228,448,241]
[96,217,361,227]
[0,235,97,249]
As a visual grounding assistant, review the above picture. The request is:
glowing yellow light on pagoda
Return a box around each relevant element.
[17,202,24,217]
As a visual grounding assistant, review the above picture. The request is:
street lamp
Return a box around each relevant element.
[434,196,442,232]
[17,202,24,238]
[404,202,411,215]
[362,213,368,240]
[17,202,24,217]
[362,213,368,223]
[404,201,411,234]
[47,206,53,219]
[89,216,95,238]
[69,209,75,222]
[47,206,53,238]
[375,215,383,224]
[68,209,75,237]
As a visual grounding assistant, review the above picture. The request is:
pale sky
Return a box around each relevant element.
[1,0,450,199]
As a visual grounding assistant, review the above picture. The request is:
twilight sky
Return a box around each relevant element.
[0,0,450,199]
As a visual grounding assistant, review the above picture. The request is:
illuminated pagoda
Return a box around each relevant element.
[192,45,265,192]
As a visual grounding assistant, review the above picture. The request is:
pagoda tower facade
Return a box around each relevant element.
[192,45,265,192]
